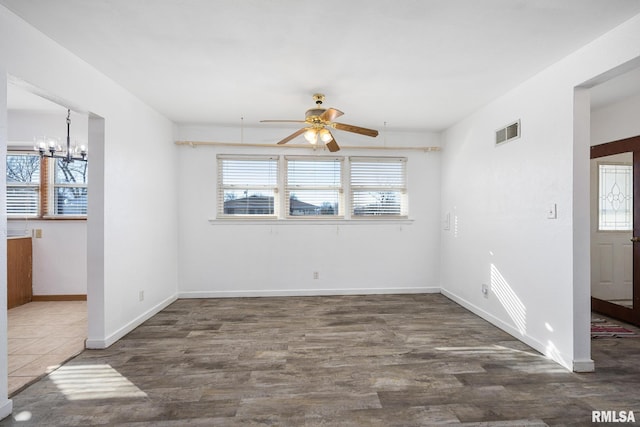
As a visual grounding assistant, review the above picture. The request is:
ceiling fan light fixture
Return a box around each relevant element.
[304,128,318,144]
[261,93,379,152]
[319,128,332,143]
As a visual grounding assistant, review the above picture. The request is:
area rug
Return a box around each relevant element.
[591,318,639,338]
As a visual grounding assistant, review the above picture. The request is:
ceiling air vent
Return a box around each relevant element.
[495,120,520,145]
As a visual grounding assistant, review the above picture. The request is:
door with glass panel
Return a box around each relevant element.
[591,136,640,326]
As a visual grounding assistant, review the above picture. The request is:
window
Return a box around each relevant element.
[6,152,88,218]
[216,154,408,220]
[286,157,342,217]
[218,155,279,217]
[6,153,41,216]
[350,157,407,217]
[598,162,632,231]
[54,159,88,215]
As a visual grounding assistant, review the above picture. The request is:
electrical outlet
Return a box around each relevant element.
[139,290,144,302]
[313,271,319,280]
[33,229,42,238]
[481,284,489,298]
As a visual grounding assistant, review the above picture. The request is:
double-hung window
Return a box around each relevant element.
[218,155,279,217]
[350,157,407,217]
[6,153,41,216]
[6,152,88,218]
[53,159,88,215]
[286,156,343,217]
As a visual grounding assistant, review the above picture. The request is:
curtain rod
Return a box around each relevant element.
[175,140,441,152]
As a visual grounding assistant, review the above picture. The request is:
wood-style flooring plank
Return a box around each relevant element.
[2,294,640,426]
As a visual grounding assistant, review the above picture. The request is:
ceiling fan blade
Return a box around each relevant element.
[261,120,307,123]
[325,136,340,152]
[333,122,379,137]
[319,108,344,122]
[276,128,306,145]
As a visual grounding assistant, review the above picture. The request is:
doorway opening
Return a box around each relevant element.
[5,81,93,394]
[591,136,640,326]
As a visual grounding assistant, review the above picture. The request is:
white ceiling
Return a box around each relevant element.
[3,0,640,131]
[6,84,68,113]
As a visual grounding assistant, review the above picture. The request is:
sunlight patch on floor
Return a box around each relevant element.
[434,345,538,357]
[50,364,147,401]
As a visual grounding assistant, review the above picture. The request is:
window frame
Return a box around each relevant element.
[6,150,88,219]
[6,151,41,218]
[285,156,344,219]
[217,154,280,219]
[597,160,633,232]
[349,156,408,219]
[52,157,89,216]
[216,154,409,221]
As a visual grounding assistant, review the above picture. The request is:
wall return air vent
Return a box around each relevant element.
[495,120,520,145]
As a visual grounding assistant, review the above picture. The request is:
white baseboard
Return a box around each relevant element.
[441,288,576,372]
[573,359,595,372]
[0,399,12,421]
[85,294,178,349]
[179,286,440,299]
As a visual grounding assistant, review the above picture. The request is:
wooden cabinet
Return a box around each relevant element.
[7,237,32,309]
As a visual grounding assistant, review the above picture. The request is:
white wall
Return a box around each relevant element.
[440,14,640,371]
[591,91,640,144]
[7,220,87,296]
[0,3,179,361]
[0,68,13,419]
[7,110,88,295]
[7,110,88,144]
[177,124,441,297]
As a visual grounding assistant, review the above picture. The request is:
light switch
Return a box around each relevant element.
[547,204,557,219]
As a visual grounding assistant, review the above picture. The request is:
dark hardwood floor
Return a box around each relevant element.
[2,294,639,426]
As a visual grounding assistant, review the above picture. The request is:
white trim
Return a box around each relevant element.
[179,287,439,299]
[441,289,575,372]
[216,153,279,160]
[349,156,407,162]
[573,359,595,372]
[85,294,177,349]
[0,399,13,421]
[284,155,343,161]
[208,218,414,225]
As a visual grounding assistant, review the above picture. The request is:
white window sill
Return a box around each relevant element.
[208,217,414,225]
[8,216,87,221]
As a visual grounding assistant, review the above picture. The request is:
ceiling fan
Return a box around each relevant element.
[260,93,379,152]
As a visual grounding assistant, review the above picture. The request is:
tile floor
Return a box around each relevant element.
[7,301,87,396]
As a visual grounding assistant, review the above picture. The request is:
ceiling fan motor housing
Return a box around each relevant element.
[305,108,327,123]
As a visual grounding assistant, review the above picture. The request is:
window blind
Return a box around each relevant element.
[286,157,342,217]
[350,157,407,216]
[54,159,88,215]
[6,153,40,216]
[218,155,279,216]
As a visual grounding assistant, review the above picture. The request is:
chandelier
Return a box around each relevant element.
[34,109,87,163]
